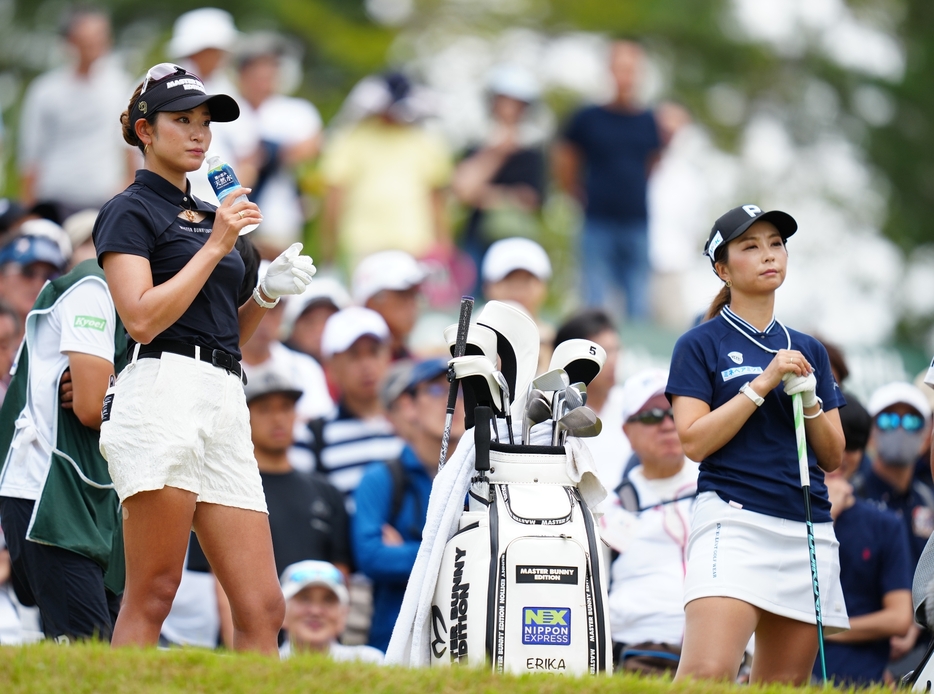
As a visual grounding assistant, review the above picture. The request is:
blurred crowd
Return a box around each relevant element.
[0,5,931,689]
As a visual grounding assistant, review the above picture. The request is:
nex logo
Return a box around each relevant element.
[524,608,568,626]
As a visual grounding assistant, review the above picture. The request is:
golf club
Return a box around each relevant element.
[792,391,827,683]
[523,393,552,444]
[565,384,584,411]
[493,370,514,444]
[530,368,570,404]
[554,406,602,445]
[440,296,472,468]
[450,355,506,437]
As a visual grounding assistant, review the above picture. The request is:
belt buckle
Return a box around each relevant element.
[211,349,246,386]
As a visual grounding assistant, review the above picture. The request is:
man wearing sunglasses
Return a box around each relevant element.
[352,357,465,653]
[855,382,934,674]
[598,368,698,675]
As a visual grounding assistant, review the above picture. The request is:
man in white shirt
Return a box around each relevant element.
[279,559,383,663]
[18,8,133,212]
[598,368,697,675]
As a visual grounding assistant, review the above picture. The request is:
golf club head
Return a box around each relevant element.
[570,382,587,406]
[531,368,571,397]
[565,384,584,411]
[476,301,540,430]
[493,370,515,444]
[443,322,498,364]
[450,355,505,429]
[557,406,602,441]
[549,339,607,386]
[524,393,553,444]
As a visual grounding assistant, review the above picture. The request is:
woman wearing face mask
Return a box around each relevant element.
[666,204,848,685]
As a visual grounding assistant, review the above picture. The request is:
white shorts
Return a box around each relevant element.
[100,352,267,513]
[683,492,849,633]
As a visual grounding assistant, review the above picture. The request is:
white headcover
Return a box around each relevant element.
[476,300,540,429]
[443,322,498,365]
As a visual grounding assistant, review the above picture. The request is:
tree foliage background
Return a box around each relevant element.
[0,0,928,356]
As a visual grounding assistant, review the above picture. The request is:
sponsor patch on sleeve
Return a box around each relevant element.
[74,315,107,331]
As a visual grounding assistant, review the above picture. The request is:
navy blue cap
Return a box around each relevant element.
[406,357,449,393]
[704,204,797,269]
[0,235,66,270]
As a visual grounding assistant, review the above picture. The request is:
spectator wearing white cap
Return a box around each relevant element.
[291,307,403,508]
[598,368,697,675]
[454,65,546,285]
[482,236,554,371]
[240,263,333,427]
[856,382,934,564]
[279,560,383,662]
[353,251,427,361]
[290,308,403,648]
[854,381,934,675]
[281,277,352,364]
[167,8,260,207]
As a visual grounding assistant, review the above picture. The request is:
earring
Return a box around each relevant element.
[725,280,732,288]
[143,143,150,154]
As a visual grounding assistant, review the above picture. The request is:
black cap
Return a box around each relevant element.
[131,66,239,132]
[704,204,797,268]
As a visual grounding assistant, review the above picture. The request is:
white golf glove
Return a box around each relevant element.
[260,243,316,299]
[782,372,819,408]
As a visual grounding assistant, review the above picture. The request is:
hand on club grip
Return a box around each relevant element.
[782,371,818,409]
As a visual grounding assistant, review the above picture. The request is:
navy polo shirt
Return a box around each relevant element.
[92,170,245,358]
[666,308,845,523]
[562,105,660,224]
[819,500,912,685]
[857,469,934,565]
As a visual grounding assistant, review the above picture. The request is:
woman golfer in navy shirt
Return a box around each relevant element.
[667,205,848,684]
[93,64,315,654]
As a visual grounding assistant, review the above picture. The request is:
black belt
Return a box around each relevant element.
[133,340,247,385]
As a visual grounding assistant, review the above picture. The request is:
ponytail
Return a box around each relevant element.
[704,285,731,322]
[120,83,156,154]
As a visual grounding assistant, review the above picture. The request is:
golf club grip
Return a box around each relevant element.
[792,393,810,487]
[475,406,492,472]
[439,296,474,468]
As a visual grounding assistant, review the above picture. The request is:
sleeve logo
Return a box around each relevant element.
[74,315,107,331]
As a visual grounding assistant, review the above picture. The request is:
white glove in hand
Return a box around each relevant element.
[782,372,819,408]
[260,243,316,299]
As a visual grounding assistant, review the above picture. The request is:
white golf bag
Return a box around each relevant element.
[429,410,612,675]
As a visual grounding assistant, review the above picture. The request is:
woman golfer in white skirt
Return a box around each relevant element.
[92,64,315,654]
[666,205,848,684]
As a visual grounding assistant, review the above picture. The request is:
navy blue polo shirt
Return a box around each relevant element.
[562,105,660,224]
[857,469,934,565]
[666,308,845,523]
[819,500,913,686]
[92,170,245,358]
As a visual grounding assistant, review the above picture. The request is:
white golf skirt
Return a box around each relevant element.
[683,492,849,633]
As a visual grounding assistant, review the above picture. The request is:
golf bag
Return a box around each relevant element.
[429,411,611,675]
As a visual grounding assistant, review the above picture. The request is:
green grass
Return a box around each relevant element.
[0,642,891,694]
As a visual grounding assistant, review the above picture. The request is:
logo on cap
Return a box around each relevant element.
[742,204,762,218]
[707,230,724,261]
[138,101,148,114]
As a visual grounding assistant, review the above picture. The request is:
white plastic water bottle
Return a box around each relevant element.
[206,155,258,235]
